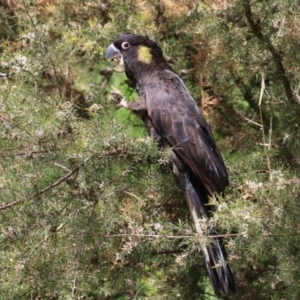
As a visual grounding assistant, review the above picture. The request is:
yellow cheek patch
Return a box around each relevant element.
[138,46,152,64]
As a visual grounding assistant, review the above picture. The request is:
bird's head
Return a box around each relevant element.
[105,34,169,85]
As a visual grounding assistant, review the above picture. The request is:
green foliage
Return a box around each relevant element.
[1,0,300,299]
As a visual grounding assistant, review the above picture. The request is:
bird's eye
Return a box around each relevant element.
[121,42,130,50]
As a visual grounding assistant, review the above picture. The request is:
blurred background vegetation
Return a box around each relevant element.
[1,0,300,299]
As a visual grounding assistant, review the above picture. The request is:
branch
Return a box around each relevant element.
[243,1,295,104]
[219,71,295,164]
[0,156,93,211]
[203,84,263,129]
[22,0,38,32]
[123,190,141,201]
[97,231,299,239]
[97,233,239,239]
[258,74,272,174]
[0,149,53,158]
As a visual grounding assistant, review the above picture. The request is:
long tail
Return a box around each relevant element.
[172,154,236,296]
[188,174,236,296]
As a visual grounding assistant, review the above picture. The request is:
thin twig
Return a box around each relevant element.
[97,232,297,239]
[0,156,93,211]
[54,162,71,172]
[0,149,54,158]
[0,200,23,210]
[267,94,274,151]
[258,73,272,174]
[22,0,38,32]
[134,284,147,300]
[123,190,141,201]
[233,109,262,128]
[97,233,239,239]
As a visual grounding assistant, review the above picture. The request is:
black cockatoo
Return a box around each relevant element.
[105,34,236,296]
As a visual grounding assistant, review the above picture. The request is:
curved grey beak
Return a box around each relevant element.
[105,43,125,72]
[105,44,120,60]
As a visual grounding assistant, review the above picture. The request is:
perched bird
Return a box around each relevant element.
[105,34,236,296]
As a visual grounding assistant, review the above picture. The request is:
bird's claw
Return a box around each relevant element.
[110,89,128,109]
[117,97,128,108]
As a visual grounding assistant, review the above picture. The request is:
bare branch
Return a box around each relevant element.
[0,156,93,211]
[258,74,271,174]
[123,190,141,201]
[97,233,239,239]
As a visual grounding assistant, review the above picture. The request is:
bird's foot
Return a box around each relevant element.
[117,97,128,108]
[110,88,128,109]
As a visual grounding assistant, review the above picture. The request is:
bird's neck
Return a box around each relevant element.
[125,61,171,95]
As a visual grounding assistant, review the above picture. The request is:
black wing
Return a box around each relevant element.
[145,70,228,195]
